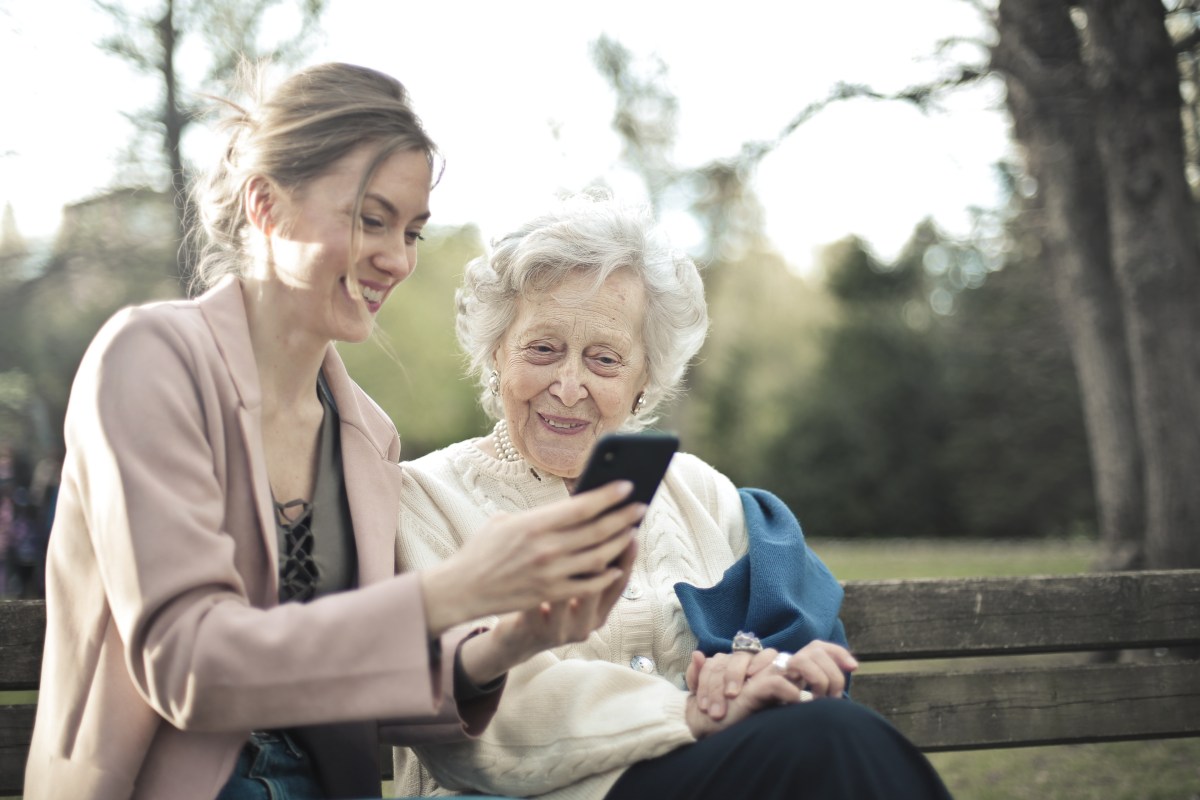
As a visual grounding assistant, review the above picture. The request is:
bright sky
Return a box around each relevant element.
[0,0,1011,275]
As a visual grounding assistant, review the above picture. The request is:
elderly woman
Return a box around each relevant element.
[393,196,952,800]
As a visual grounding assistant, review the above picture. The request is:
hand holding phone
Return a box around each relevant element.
[572,432,679,513]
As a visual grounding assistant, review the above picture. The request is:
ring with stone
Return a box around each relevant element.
[772,651,793,671]
[731,630,763,654]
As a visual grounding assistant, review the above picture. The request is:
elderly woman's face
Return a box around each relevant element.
[495,269,648,483]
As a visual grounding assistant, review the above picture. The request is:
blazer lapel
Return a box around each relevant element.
[320,345,404,586]
[197,276,280,599]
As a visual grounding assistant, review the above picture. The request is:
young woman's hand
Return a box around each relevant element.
[419,481,644,636]
[459,538,638,684]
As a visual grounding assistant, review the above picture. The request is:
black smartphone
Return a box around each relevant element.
[572,432,679,512]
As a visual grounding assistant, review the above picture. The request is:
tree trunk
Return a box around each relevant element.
[993,0,1145,569]
[1082,0,1200,570]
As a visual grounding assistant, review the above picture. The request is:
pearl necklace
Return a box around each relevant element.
[492,419,522,462]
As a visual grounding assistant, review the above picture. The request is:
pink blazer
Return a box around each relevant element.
[25,277,490,800]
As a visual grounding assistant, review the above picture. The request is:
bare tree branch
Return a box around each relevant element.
[958,0,999,22]
[735,68,988,171]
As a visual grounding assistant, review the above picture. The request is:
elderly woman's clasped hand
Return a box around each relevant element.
[684,636,860,731]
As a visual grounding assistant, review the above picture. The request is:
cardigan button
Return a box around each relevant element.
[622,582,643,600]
[630,655,656,674]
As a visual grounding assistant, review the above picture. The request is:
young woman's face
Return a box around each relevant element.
[494,269,649,483]
[260,145,432,344]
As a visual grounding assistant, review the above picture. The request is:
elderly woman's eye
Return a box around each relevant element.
[592,353,623,368]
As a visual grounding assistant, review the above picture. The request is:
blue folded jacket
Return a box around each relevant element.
[675,487,849,658]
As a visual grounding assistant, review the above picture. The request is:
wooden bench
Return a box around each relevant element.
[2,569,1199,795]
[841,569,1200,750]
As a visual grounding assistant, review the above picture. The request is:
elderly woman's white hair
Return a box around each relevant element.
[456,194,709,430]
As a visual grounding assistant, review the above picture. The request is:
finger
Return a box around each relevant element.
[547,531,638,588]
[686,651,706,693]
[700,654,733,717]
[559,593,604,644]
[820,642,860,673]
[722,651,755,697]
[529,519,637,584]
[745,647,779,679]
[793,655,833,698]
[696,653,724,711]
[553,502,647,554]
[807,648,846,697]
[540,564,627,603]
[788,644,849,697]
[741,671,804,708]
[523,481,637,534]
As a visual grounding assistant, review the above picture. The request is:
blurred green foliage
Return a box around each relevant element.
[762,234,958,538]
[337,224,490,458]
[743,226,1093,539]
[0,189,181,456]
[673,243,836,488]
[0,186,1095,541]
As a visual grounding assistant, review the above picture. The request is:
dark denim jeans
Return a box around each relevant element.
[215,730,514,800]
[216,731,324,800]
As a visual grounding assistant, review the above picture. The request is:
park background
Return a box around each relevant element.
[1,1,1198,797]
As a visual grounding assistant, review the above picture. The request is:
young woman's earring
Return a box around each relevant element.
[632,393,646,415]
[488,370,500,397]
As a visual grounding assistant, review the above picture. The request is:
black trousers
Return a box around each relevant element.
[606,700,953,800]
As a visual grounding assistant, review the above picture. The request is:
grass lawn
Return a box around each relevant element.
[807,535,1100,580]
[808,536,1200,800]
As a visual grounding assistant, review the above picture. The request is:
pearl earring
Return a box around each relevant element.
[632,393,646,415]
[488,370,500,397]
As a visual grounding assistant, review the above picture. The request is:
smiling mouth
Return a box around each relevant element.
[343,278,386,307]
[540,414,587,432]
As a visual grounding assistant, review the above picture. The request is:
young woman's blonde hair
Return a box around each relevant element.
[188,62,440,295]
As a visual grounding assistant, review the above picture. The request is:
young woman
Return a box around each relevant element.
[24,64,639,800]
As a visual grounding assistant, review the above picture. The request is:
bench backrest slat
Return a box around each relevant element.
[0,601,44,691]
[851,660,1200,750]
[841,570,1200,659]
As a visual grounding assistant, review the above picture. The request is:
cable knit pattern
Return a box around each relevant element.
[393,440,747,800]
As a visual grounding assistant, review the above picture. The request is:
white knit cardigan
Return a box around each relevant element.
[393,438,749,800]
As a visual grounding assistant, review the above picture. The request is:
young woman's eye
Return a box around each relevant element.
[405,230,426,244]
[361,215,385,230]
